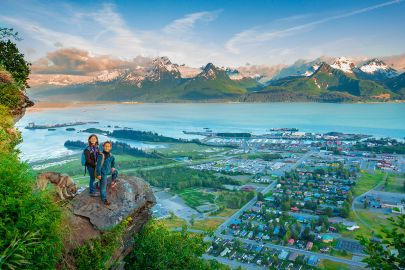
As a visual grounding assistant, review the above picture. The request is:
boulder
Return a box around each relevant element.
[71,175,155,230]
[61,175,155,267]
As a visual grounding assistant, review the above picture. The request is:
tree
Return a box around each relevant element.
[358,215,405,270]
[324,207,333,217]
[0,28,30,87]
[340,202,350,218]
[125,221,226,270]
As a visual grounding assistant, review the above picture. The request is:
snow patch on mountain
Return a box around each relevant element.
[330,57,355,73]
[358,58,398,78]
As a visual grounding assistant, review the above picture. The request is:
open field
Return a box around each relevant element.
[160,216,188,229]
[343,209,394,239]
[176,188,216,208]
[210,208,238,217]
[318,259,352,270]
[354,172,386,196]
[155,142,227,159]
[384,174,405,193]
[192,218,224,231]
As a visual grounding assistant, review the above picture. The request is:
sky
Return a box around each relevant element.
[1,0,405,67]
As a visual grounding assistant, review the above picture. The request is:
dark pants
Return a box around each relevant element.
[100,170,118,201]
[87,166,97,194]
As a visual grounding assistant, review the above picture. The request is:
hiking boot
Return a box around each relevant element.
[103,199,111,206]
[90,192,100,197]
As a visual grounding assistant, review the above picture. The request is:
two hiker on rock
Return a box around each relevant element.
[82,134,118,206]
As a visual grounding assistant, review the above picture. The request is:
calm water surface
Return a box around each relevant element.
[15,103,405,162]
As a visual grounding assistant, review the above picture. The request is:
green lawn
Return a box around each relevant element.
[383,174,405,193]
[176,188,216,208]
[210,208,238,217]
[161,216,188,229]
[342,209,394,239]
[155,143,226,159]
[354,172,386,196]
[318,259,352,270]
[191,218,224,231]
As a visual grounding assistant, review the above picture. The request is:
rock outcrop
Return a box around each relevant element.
[11,91,34,122]
[62,175,155,266]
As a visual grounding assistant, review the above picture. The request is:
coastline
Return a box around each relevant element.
[27,99,405,112]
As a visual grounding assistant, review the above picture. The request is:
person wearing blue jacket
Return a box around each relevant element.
[84,134,100,197]
[96,141,118,205]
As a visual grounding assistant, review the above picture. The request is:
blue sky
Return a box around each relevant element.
[1,0,404,67]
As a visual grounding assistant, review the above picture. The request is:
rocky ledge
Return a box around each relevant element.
[11,91,34,122]
[63,175,155,262]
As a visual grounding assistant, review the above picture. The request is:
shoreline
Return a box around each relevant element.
[27,99,405,112]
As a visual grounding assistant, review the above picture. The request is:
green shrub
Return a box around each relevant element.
[124,220,223,270]
[0,153,63,269]
[0,82,22,109]
[72,218,130,270]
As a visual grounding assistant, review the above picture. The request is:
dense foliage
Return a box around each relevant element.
[124,221,230,270]
[0,28,30,87]
[0,28,64,270]
[0,80,23,109]
[0,152,63,269]
[73,218,131,270]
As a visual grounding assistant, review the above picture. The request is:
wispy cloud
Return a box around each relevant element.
[226,0,403,54]
[0,3,225,66]
[163,9,222,35]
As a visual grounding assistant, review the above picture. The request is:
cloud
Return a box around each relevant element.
[32,48,143,75]
[226,0,403,54]
[163,10,222,35]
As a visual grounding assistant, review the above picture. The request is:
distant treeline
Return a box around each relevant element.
[109,130,181,143]
[64,140,161,158]
[81,128,108,135]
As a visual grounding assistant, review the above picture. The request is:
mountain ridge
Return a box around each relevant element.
[28,55,405,103]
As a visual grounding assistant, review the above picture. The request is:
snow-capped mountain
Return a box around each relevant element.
[225,68,261,80]
[330,57,355,73]
[355,58,398,79]
[146,56,181,81]
[272,56,333,79]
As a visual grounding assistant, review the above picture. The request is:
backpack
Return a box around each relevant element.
[81,146,92,175]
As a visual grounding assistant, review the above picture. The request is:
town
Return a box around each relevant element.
[36,127,405,270]
[188,129,405,269]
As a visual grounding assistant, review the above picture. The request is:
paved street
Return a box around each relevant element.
[210,150,368,269]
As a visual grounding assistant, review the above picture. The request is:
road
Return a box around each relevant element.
[210,150,368,269]
[351,172,387,231]
[214,151,313,237]
[218,234,367,268]
[203,254,266,270]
